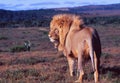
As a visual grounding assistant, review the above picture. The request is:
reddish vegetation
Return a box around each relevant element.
[0,25,120,83]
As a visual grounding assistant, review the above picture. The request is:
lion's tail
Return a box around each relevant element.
[89,29,101,72]
[93,29,101,72]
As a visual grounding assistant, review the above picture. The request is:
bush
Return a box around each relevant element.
[10,45,26,52]
[0,36,8,40]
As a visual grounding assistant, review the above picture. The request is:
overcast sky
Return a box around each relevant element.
[0,0,120,10]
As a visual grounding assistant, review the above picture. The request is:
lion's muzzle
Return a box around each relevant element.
[48,35,59,48]
[48,35,55,42]
[49,38,55,42]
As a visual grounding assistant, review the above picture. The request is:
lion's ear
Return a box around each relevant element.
[59,20,64,28]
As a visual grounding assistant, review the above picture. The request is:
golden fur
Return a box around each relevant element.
[49,14,84,51]
[48,14,101,83]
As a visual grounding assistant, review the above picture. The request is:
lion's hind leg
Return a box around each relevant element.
[94,51,99,83]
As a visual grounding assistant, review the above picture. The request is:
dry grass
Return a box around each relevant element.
[0,25,120,83]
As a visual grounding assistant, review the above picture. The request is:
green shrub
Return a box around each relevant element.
[10,45,26,52]
[101,53,110,59]
[113,79,120,83]
[0,36,8,40]
[107,71,113,79]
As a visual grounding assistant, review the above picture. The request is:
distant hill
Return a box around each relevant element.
[0,3,120,28]
[55,3,120,16]
[71,3,120,11]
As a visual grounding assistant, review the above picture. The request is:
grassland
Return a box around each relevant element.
[0,24,120,83]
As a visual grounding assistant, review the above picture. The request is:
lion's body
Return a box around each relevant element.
[66,27,101,59]
[48,14,101,83]
[66,28,91,58]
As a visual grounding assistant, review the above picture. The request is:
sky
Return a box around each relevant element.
[0,0,120,10]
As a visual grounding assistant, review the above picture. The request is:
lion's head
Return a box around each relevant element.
[48,14,84,51]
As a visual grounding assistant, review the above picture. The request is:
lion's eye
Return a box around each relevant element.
[55,29,58,34]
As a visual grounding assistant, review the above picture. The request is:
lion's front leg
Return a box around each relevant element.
[75,53,84,83]
[67,56,75,77]
[75,70,84,83]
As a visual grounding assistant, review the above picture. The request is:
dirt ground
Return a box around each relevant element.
[0,24,120,83]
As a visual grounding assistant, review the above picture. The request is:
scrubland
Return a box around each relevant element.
[0,24,120,83]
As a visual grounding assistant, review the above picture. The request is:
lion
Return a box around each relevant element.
[48,14,101,83]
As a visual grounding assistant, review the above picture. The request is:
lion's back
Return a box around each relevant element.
[69,27,101,59]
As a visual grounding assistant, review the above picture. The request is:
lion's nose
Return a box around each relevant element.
[48,35,51,37]
[48,35,52,37]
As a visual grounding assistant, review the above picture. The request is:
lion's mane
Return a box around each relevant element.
[50,14,84,51]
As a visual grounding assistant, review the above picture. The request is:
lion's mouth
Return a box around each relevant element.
[49,38,59,48]
[49,38,55,42]
[54,42,59,48]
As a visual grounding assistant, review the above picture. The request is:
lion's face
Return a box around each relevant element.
[48,20,66,50]
[48,23,60,48]
[48,27,59,42]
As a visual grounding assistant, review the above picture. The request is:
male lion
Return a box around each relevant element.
[48,14,101,83]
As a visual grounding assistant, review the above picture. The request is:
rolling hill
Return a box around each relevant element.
[0,3,120,28]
